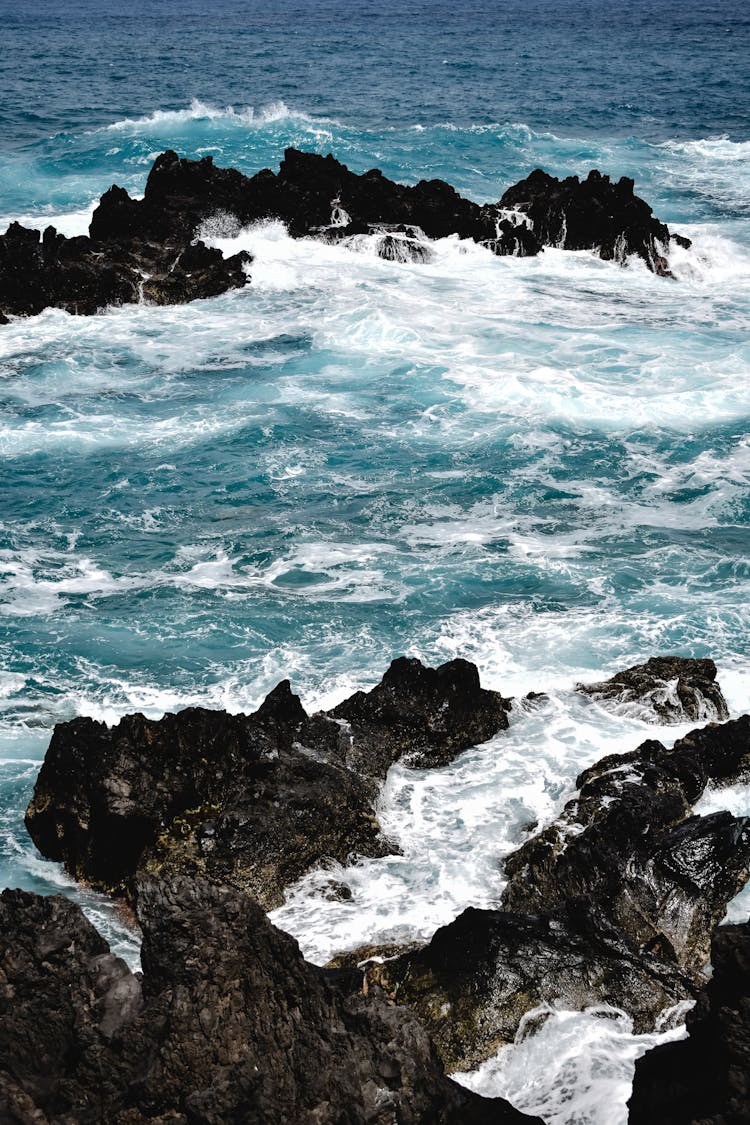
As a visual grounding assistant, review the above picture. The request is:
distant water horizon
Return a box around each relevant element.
[1,2,749,1121]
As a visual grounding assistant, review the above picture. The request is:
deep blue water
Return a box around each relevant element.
[1,3,749,1119]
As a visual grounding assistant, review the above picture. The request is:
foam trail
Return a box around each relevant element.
[456,1005,690,1125]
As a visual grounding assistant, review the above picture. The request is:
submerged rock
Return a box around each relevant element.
[0,879,539,1123]
[628,921,750,1124]
[577,655,729,723]
[502,716,750,971]
[25,657,509,908]
[1,148,683,321]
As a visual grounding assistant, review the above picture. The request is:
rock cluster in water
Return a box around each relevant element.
[370,713,750,1069]
[13,653,750,1120]
[0,147,688,321]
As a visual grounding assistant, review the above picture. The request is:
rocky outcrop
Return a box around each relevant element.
[502,716,750,971]
[1,149,685,320]
[348,716,750,1073]
[0,217,250,319]
[628,922,750,1124]
[577,656,729,723]
[0,878,539,1124]
[499,168,688,276]
[367,907,696,1072]
[25,657,509,908]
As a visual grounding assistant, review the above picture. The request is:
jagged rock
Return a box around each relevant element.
[2,148,682,321]
[25,657,509,908]
[628,922,750,1124]
[577,656,729,723]
[0,217,250,319]
[329,656,510,780]
[376,232,434,263]
[0,879,539,1124]
[357,717,750,1073]
[501,716,750,971]
[499,167,675,274]
[366,907,696,1072]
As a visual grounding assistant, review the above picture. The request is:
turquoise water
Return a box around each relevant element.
[1,3,749,1118]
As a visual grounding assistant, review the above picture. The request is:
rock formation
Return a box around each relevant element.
[25,657,509,908]
[1,148,687,321]
[499,168,685,275]
[355,716,750,1071]
[577,656,729,723]
[628,921,750,1124]
[502,715,750,970]
[0,878,539,1123]
[367,907,696,1072]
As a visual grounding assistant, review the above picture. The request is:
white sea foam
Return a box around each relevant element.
[101,98,338,136]
[455,1005,690,1125]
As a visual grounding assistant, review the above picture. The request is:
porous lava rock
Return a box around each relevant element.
[0,216,250,319]
[25,657,510,908]
[577,655,729,723]
[352,716,750,1073]
[628,921,750,1124]
[0,878,539,1124]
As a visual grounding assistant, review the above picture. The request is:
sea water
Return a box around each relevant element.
[1,1,749,1120]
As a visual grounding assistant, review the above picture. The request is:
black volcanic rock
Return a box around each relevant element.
[577,656,729,723]
[356,716,750,1073]
[2,148,683,321]
[501,716,750,971]
[0,215,250,320]
[330,656,510,779]
[628,922,750,1124]
[367,907,696,1072]
[499,167,676,274]
[0,879,539,1124]
[25,657,510,908]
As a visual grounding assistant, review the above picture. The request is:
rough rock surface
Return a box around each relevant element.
[1,148,683,320]
[628,922,750,1124]
[25,657,509,907]
[499,168,687,275]
[0,217,250,318]
[577,656,729,723]
[0,879,539,1124]
[351,717,750,1073]
[502,716,750,971]
[367,907,696,1072]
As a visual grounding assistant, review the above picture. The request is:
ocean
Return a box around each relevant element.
[1,0,749,1120]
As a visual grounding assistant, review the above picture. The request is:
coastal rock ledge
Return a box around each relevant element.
[0,877,538,1124]
[0,148,688,320]
[25,657,510,908]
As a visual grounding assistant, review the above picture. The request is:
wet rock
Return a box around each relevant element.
[502,716,750,971]
[577,655,729,723]
[499,167,675,274]
[628,921,750,1124]
[2,149,683,321]
[0,216,250,319]
[367,907,697,1072]
[376,232,434,263]
[329,656,510,779]
[26,657,509,908]
[0,879,539,1124]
